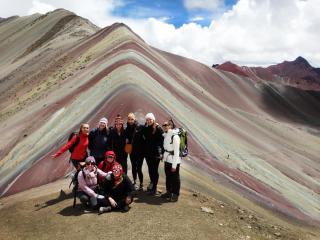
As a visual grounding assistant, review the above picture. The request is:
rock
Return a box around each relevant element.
[274,232,281,237]
[219,223,223,226]
[192,192,198,197]
[201,206,214,214]
[247,225,252,229]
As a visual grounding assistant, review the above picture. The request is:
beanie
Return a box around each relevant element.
[145,113,155,121]
[99,117,108,125]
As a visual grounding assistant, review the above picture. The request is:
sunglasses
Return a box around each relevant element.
[86,162,95,166]
[106,155,114,158]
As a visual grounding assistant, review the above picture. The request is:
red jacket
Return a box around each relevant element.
[55,133,89,161]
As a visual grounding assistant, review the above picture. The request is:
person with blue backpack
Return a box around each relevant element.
[161,119,184,202]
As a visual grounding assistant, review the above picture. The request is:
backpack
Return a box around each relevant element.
[68,132,80,153]
[170,128,188,157]
[69,168,85,208]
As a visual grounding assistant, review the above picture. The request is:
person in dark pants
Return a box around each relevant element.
[142,113,164,195]
[99,163,134,213]
[108,114,127,174]
[161,120,181,202]
[124,112,145,190]
[88,117,109,166]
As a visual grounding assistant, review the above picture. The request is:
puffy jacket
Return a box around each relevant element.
[54,132,88,161]
[163,129,181,169]
[78,168,107,197]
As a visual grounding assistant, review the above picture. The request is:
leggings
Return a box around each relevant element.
[130,154,144,184]
[145,156,161,191]
[164,162,180,195]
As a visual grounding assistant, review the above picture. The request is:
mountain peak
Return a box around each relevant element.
[292,56,311,67]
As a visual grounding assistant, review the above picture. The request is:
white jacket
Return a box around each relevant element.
[163,129,181,169]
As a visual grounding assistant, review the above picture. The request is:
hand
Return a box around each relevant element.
[171,168,176,172]
[51,153,58,158]
[125,196,132,205]
[106,171,112,180]
[108,197,117,207]
[97,194,105,200]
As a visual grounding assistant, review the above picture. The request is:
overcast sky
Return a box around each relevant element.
[1,0,319,67]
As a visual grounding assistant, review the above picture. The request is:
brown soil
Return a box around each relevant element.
[0,178,319,240]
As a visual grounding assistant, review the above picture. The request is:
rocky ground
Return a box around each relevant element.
[0,177,319,240]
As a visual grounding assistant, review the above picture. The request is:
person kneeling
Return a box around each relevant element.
[77,156,107,210]
[99,163,134,213]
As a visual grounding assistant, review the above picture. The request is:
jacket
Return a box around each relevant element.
[78,167,107,197]
[55,132,88,161]
[124,122,144,156]
[88,127,109,159]
[107,128,127,162]
[142,123,164,157]
[163,129,181,169]
[101,174,134,201]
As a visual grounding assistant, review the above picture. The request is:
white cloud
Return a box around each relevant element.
[190,16,205,22]
[183,0,224,11]
[28,0,55,15]
[0,0,320,67]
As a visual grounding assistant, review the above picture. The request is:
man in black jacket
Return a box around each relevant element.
[142,113,164,195]
[88,117,109,166]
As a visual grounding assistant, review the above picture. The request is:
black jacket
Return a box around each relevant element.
[142,123,164,158]
[107,128,127,162]
[101,174,133,201]
[124,122,145,156]
[88,127,109,159]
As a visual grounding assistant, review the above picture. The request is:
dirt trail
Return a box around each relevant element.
[0,176,319,240]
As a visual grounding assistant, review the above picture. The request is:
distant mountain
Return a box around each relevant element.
[214,57,320,90]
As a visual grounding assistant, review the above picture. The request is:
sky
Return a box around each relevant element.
[1,0,319,67]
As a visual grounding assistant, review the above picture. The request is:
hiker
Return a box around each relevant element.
[77,156,107,209]
[161,120,181,202]
[52,123,89,170]
[108,114,127,174]
[88,117,109,166]
[99,163,134,213]
[124,112,145,190]
[97,150,117,185]
[141,113,164,195]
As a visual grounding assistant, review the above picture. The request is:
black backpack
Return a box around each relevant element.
[70,168,85,208]
[68,132,80,153]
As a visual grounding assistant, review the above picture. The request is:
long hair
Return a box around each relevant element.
[79,123,89,134]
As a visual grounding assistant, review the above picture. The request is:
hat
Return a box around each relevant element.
[104,150,116,163]
[99,117,108,125]
[145,113,155,121]
[85,156,96,164]
[115,114,123,125]
[112,163,123,180]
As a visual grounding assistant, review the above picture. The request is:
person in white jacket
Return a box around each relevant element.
[161,120,181,202]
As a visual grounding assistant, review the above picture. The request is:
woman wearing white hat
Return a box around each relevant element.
[142,113,164,195]
[88,117,109,166]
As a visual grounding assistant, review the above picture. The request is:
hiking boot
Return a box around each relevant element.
[160,192,171,199]
[133,182,139,191]
[98,206,111,214]
[138,183,143,191]
[147,182,153,192]
[122,205,130,212]
[148,188,157,196]
[170,194,179,202]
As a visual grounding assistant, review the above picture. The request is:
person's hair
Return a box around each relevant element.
[169,118,176,128]
[127,112,135,119]
[79,123,89,133]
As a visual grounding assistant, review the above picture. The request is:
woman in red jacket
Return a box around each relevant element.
[53,123,90,170]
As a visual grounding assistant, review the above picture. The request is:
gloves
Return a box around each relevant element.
[106,171,112,180]
[96,194,105,200]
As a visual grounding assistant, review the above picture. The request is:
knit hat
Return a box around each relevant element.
[145,113,155,121]
[85,156,96,164]
[99,117,108,125]
[112,163,123,180]
[115,114,123,125]
[105,150,116,163]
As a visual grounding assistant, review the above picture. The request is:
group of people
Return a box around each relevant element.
[53,112,182,213]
